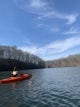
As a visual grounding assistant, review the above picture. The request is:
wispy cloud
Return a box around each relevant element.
[66,14,78,25]
[14,0,79,25]
[19,37,80,60]
[32,1,78,25]
[46,37,80,53]
[14,0,48,14]
[29,0,47,10]
[64,26,80,34]
[19,37,37,53]
[18,46,37,54]
[39,12,78,25]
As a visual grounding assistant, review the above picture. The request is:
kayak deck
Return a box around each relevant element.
[0,74,32,84]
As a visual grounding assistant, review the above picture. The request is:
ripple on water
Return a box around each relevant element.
[0,67,80,107]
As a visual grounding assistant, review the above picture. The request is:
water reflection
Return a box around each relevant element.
[0,67,80,107]
[12,83,17,89]
[28,81,32,87]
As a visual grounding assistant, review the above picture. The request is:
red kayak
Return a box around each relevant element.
[0,74,32,84]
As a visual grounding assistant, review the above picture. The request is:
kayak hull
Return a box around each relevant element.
[0,74,32,84]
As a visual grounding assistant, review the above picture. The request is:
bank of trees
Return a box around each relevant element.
[0,45,45,71]
[46,54,80,68]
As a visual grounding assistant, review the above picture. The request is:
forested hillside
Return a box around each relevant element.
[1,45,80,71]
[46,54,80,68]
[0,46,45,71]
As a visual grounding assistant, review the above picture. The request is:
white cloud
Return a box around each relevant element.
[41,12,78,25]
[29,0,47,9]
[66,14,78,25]
[14,0,78,25]
[64,26,80,34]
[19,46,37,54]
[19,37,80,60]
[37,11,56,19]
[46,37,80,53]
[14,0,48,14]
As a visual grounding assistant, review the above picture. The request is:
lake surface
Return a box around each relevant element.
[0,67,80,107]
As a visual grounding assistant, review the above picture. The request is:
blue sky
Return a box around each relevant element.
[0,0,80,60]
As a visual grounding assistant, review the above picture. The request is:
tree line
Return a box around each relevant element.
[0,45,45,71]
[45,54,80,68]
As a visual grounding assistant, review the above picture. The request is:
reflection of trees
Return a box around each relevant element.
[0,46,45,71]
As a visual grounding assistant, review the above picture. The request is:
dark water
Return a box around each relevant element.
[0,67,80,107]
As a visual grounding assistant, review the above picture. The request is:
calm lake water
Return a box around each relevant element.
[0,67,80,107]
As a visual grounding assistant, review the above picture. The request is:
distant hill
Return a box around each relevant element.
[0,45,45,71]
[45,54,80,68]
